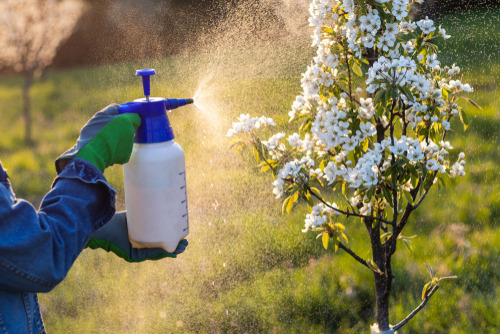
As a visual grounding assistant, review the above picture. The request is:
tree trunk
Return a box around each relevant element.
[22,70,34,144]
[374,270,390,331]
[366,218,390,331]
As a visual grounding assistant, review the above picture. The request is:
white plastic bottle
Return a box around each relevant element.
[123,140,188,253]
[118,68,193,253]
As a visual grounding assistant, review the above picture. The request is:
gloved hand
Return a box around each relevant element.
[85,211,188,262]
[56,105,141,174]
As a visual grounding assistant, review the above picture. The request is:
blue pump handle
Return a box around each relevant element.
[136,69,156,97]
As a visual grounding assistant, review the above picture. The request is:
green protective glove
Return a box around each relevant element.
[56,105,141,174]
[85,212,188,262]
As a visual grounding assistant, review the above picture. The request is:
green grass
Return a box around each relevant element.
[1,8,500,334]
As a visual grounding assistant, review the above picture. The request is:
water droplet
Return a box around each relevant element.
[219,249,221,254]
[223,263,225,267]
[226,310,228,315]
[203,136,206,139]
[204,130,206,133]
[168,110,172,113]
[202,173,204,176]
[211,183,213,187]
[212,281,214,286]
[202,142,204,145]
[209,222,211,226]
[224,219,226,223]
[210,160,213,163]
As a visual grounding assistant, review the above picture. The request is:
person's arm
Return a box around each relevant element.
[0,159,116,293]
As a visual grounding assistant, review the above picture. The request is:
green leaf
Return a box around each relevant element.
[340,232,348,244]
[382,186,394,207]
[465,98,482,110]
[233,143,244,152]
[282,196,291,215]
[422,282,431,300]
[360,58,369,65]
[442,87,450,101]
[404,191,414,205]
[253,146,260,163]
[334,223,345,230]
[380,232,392,243]
[287,192,299,213]
[459,109,469,131]
[398,85,414,103]
[353,61,363,76]
[385,164,396,177]
[315,177,324,187]
[342,182,347,196]
[362,139,369,152]
[375,89,386,106]
[306,193,314,209]
[390,89,399,100]
[376,104,384,118]
[403,239,414,254]
[322,27,334,34]
[415,37,424,49]
[406,164,419,179]
[425,263,434,279]
[367,259,383,275]
[322,232,329,250]
[261,165,271,173]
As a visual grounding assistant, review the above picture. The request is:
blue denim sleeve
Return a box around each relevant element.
[0,159,116,293]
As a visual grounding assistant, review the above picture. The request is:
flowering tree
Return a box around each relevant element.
[0,0,84,143]
[228,0,480,332]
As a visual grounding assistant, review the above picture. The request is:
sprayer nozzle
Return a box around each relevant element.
[186,98,194,104]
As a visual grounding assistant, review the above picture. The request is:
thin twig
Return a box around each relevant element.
[338,242,370,269]
[306,186,395,226]
[411,185,431,210]
[338,87,362,106]
[393,285,439,331]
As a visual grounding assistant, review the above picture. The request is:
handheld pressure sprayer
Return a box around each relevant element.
[118,69,193,253]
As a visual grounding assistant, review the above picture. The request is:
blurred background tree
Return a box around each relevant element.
[0,0,83,144]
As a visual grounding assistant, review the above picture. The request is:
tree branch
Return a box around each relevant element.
[411,184,432,210]
[338,242,370,269]
[393,285,439,331]
[306,186,395,225]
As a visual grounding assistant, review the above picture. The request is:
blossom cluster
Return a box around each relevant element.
[227,114,275,137]
[302,203,341,232]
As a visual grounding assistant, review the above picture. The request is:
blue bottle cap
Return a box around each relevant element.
[117,69,194,144]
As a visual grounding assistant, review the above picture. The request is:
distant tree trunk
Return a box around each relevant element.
[22,70,34,144]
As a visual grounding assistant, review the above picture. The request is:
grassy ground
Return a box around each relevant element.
[0,8,499,334]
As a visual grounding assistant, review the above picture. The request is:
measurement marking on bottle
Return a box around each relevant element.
[179,172,185,176]
[180,186,186,189]
[181,200,187,204]
[182,214,188,218]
